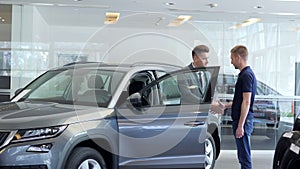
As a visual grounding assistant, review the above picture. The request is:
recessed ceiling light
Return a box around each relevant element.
[165,2,175,6]
[168,15,192,27]
[105,12,120,24]
[254,5,263,9]
[31,3,55,6]
[74,0,83,2]
[207,3,218,8]
[272,12,297,16]
[229,18,261,29]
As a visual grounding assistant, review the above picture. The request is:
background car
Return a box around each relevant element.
[0,62,221,169]
[217,74,281,127]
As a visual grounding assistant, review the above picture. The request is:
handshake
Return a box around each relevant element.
[210,100,232,114]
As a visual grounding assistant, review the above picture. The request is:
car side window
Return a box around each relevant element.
[125,71,157,107]
[159,76,181,105]
[144,68,217,106]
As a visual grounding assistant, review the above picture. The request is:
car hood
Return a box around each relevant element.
[0,101,114,130]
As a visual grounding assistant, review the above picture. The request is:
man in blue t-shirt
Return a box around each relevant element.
[224,45,257,169]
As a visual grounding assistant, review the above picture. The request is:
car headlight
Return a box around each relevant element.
[11,125,67,143]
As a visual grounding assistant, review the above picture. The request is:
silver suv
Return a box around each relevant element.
[0,62,220,169]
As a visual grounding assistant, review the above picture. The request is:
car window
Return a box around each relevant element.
[28,71,72,99]
[18,69,125,107]
[159,76,181,105]
[125,71,157,106]
[141,67,219,106]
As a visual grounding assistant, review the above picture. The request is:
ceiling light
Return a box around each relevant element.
[229,18,261,29]
[254,5,263,9]
[271,12,297,16]
[168,15,192,27]
[165,2,175,6]
[290,27,300,31]
[31,3,55,6]
[245,18,261,23]
[104,12,120,24]
[208,3,218,8]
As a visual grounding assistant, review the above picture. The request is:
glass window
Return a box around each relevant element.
[17,69,124,107]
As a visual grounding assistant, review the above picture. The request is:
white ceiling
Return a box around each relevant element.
[1,0,300,26]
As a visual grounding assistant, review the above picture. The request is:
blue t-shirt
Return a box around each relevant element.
[231,66,257,121]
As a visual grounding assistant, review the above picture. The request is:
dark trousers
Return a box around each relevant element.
[232,119,253,169]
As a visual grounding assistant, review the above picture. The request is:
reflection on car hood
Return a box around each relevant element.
[0,101,113,130]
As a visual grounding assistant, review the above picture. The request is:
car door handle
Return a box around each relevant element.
[184,121,205,127]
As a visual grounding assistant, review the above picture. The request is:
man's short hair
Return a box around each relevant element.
[192,45,209,59]
[231,45,248,61]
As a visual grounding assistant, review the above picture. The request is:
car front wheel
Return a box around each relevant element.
[205,133,216,169]
[66,147,107,169]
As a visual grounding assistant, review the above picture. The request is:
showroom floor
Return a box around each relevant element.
[216,125,278,169]
[215,150,274,169]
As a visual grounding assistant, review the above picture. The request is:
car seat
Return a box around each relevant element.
[79,75,110,104]
[87,75,104,89]
[128,81,149,106]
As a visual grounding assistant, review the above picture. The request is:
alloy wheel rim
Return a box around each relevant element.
[78,159,102,169]
[205,138,214,169]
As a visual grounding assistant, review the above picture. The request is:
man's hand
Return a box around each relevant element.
[236,126,244,138]
[210,100,225,114]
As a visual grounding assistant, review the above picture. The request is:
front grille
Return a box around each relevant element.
[0,165,47,169]
[0,132,9,147]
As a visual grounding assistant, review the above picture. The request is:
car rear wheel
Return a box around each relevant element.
[66,147,107,169]
[205,133,216,169]
[273,133,291,169]
[274,131,300,169]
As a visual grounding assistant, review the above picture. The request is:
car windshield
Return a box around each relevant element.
[16,68,125,107]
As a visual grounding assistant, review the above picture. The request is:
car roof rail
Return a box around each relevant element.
[131,62,182,68]
[63,61,103,66]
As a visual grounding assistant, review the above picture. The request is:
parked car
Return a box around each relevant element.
[217,74,281,127]
[0,62,221,169]
[273,114,300,169]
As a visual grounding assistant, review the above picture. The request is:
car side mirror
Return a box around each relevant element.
[128,92,142,108]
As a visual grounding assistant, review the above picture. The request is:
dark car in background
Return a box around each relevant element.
[217,74,281,127]
[273,114,300,169]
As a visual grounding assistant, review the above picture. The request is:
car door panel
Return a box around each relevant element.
[116,66,220,169]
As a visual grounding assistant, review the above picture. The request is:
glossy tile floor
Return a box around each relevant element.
[215,150,274,169]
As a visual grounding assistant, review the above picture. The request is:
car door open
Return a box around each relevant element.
[116,66,220,169]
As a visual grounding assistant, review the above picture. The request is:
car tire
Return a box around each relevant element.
[273,132,292,169]
[66,147,107,169]
[279,149,300,169]
[205,133,216,169]
[273,131,300,169]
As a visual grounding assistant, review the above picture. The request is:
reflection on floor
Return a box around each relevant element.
[221,122,292,150]
[215,150,274,169]
[217,122,293,169]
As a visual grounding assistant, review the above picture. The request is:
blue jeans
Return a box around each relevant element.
[232,119,254,169]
